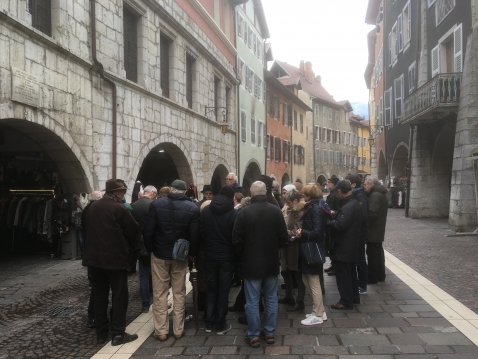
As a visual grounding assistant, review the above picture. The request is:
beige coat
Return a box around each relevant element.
[280,200,305,272]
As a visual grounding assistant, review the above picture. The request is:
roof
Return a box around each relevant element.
[365,0,381,25]
[264,70,312,112]
[349,113,370,127]
[272,60,339,107]
[337,100,353,112]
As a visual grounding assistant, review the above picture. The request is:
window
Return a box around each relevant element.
[257,41,262,61]
[28,0,51,36]
[315,148,320,164]
[248,26,252,49]
[238,59,245,87]
[335,151,339,165]
[186,54,194,109]
[269,135,274,160]
[248,69,254,93]
[225,86,231,121]
[391,22,398,65]
[314,126,319,140]
[329,150,333,164]
[238,14,243,38]
[327,129,331,143]
[293,110,298,130]
[323,149,328,164]
[328,108,332,121]
[254,74,260,98]
[288,104,293,127]
[323,107,327,120]
[274,96,280,119]
[250,116,256,144]
[160,34,171,98]
[283,103,288,126]
[299,114,303,133]
[436,0,455,26]
[322,128,327,142]
[240,110,247,142]
[394,75,403,118]
[397,14,403,53]
[253,33,257,54]
[403,1,411,48]
[353,134,357,146]
[388,31,392,66]
[315,105,320,118]
[275,137,281,161]
[336,130,340,144]
[284,140,289,162]
[124,8,138,82]
[267,134,271,158]
[243,22,248,46]
[408,62,416,94]
[258,122,262,147]
[453,24,463,72]
[214,77,221,120]
[335,110,339,122]
[431,44,440,76]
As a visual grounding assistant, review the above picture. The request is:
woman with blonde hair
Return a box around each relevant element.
[295,184,328,325]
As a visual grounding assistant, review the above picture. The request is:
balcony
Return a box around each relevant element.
[400,73,461,125]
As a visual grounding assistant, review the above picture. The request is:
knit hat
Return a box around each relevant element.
[219,185,235,199]
[171,179,187,191]
[258,175,273,189]
[282,184,296,193]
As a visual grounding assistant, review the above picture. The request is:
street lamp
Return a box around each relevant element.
[205,106,229,135]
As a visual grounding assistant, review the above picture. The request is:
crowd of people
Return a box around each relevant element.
[80,172,389,347]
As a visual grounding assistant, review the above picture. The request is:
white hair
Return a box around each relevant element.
[170,188,184,194]
[272,181,280,191]
[143,185,157,194]
[90,191,103,201]
[365,176,379,185]
[250,181,266,196]
[228,173,238,182]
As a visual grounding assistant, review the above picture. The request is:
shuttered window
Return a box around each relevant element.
[284,141,289,163]
[288,105,293,127]
[240,110,247,142]
[394,75,403,118]
[124,8,138,82]
[186,54,194,109]
[160,34,171,98]
[251,117,256,144]
[283,103,288,126]
[397,14,403,52]
[258,122,262,147]
[275,137,281,161]
[408,62,416,95]
[329,150,333,165]
[323,149,327,164]
[454,24,462,72]
[315,148,320,164]
[431,44,440,76]
[293,110,298,130]
[238,14,243,38]
[270,135,275,160]
[384,88,392,126]
[28,0,51,36]
[299,114,303,133]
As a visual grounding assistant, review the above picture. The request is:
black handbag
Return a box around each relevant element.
[168,198,190,262]
[300,240,325,266]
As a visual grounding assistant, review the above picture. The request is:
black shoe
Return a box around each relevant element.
[228,305,243,312]
[231,280,242,287]
[327,270,336,276]
[87,318,96,328]
[280,283,287,289]
[238,316,248,325]
[96,333,108,345]
[111,333,138,346]
[280,283,297,289]
[278,297,295,305]
[324,265,334,273]
[286,301,305,312]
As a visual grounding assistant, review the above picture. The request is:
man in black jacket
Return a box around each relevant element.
[345,174,369,294]
[327,180,362,310]
[143,180,199,342]
[200,185,238,334]
[325,177,339,275]
[131,185,157,313]
[232,181,288,347]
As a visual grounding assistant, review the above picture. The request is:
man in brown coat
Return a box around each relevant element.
[82,179,139,346]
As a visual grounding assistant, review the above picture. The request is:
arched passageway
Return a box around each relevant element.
[242,160,261,194]
[211,164,229,194]
[391,144,408,186]
[136,143,193,190]
[281,172,290,188]
[378,150,387,184]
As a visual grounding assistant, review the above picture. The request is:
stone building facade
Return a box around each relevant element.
[0,0,238,199]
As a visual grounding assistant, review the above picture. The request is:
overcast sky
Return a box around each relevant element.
[261,0,374,104]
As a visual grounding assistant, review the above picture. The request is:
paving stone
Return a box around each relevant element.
[157,347,184,355]
[249,355,299,359]
[338,356,392,359]
[303,355,337,359]
[405,300,429,305]
[203,335,236,346]
[290,345,315,354]
[451,345,478,353]
[130,347,158,356]
[423,345,454,354]
[365,318,409,327]
[369,312,394,318]
[340,334,390,346]
[314,345,349,355]
[400,327,437,334]
[264,346,289,355]
[183,346,210,355]
[371,345,401,354]
[284,334,318,346]
[202,356,246,359]
[398,345,426,353]
[321,328,351,335]
[316,335,340,346]
[388,333,427,345]
[333,318,367,328]
[275,327,299,335]
[209,346,237,355]
[377,327,403,334]
[391,292,423,301]
[348,345,372,354]
[433,327,459,333]
[406,318,451,327]
[398,305,436,312]
[346,312,371,319]
[173,335,206,347]
[357,305,385,313]
[418,333,474,346]
[437,354,478,359]
[418,312,444,318]
[392,312,420,318]
[238,345,264,354]
[348,327,377,335]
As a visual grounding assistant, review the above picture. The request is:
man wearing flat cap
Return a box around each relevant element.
[82,179,139,346]
[143,179,200,341]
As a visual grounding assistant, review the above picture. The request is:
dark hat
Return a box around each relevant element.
[103,179,127,192]
[171,179,187,191]
[328,177,339,186]
[258,175,273,189]
[201,184,213,193]
[219,185,235,199]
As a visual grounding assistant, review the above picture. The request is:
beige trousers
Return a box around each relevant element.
[302,273,325,317]
[151,254,188,336]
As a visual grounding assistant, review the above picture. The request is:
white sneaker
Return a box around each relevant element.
[301,315,323,326]
[306,312,327,321]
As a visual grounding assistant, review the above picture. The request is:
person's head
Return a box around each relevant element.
[233,192,244,206]
[258,175,273,191]
[345,174,362,189]
[103,179,127,199]
[284,189,302,209]
[201,185,214,201]
[364,176,379,191]
[335,180,353,199]
[301,184,322,202]
[250,181,266,197]
[327,177,339,190]
[282,184,296,196]
[272,181,280,192]
[170,179,187,194]
[226,173,237,186]
[293,181,303,192]
[158,186,171,198]
[219,185,235,200]
[143,185,158,200]
[90,190,103,201]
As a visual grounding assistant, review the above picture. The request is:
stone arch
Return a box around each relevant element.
[130,135,196,193]
[378,149,387,183]
[0,119,92,194]
[242,159,261,194]
[391,143,409,186]
[281,172,290,187]
[211,164,229,194]
[316,174,327,186]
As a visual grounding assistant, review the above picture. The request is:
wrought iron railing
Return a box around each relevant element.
[402,73,461,124]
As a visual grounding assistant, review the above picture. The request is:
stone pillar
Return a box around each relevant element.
[449,25,478,232]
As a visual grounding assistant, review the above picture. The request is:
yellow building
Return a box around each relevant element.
[350,114,371,175]
[290,102,308,184]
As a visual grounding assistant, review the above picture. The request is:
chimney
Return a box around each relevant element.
[305,61,314,82]
[316,75,321,84]
[299,60,305,75]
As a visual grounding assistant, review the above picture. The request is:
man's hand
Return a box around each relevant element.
[296,228,302,238]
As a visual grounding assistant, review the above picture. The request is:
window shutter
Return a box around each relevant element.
[288,105,293,127]
[270,136,275,160]
[258,122,262,147]
[253,33,257,54]
[250,117,256,144]
[275,137,281,161]
[407,1,411,42]
[125,9,138,83]
[384,90,391,126]
[394,77,403,118]
[454,24,462,72]
[431,44,440,76]
[241,111,247,142]
[238,15,243,38]
[244,23,248,45]
[284,140,289,162]
[263,126,267,148]
[398,14,403,52]
[388,32,392,66]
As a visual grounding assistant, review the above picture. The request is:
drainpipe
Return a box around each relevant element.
[90,0,117,179]
[405,124,415,217]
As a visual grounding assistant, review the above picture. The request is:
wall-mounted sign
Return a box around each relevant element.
[11,67,40,107]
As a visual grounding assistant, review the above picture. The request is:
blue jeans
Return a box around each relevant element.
[205,260,234,331]
[139,261,152,309]
[244,276,278,338]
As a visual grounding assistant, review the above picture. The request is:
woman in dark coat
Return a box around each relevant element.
[296,184,329,326]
